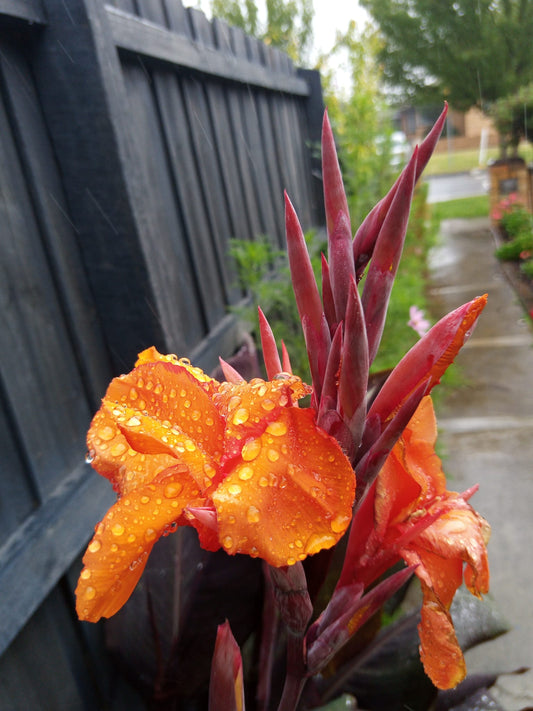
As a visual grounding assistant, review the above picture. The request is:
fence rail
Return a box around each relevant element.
[0,0,324,706]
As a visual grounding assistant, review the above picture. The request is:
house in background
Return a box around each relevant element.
[395,105,499,153]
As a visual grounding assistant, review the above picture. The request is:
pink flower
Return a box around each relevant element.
[408,305,431,337]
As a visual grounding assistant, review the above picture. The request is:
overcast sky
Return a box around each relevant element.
[312,0,370,57]
[190,0,370,61]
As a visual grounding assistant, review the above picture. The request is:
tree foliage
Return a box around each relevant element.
[360,0,533,110]
[318,22,397,226]
[210,0,313,64]
[490,82,533,156]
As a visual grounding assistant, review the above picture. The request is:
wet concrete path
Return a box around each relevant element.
[428,217,533,710]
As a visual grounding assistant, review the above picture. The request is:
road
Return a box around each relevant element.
[425,169,489,203]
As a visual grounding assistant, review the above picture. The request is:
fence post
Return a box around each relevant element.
[30,0,168,373]
[297,68,325,227]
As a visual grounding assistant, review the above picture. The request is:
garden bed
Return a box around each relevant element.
[492,226,533,319]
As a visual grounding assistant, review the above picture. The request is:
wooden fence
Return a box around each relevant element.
[0,0,324,706]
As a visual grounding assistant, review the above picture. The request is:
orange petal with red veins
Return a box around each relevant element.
[212,407,355,567]
[76,466,203,622]
[418,583,466,689]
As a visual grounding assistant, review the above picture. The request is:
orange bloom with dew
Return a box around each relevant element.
[377,397,490,688]
[341,396,489,689]
[76,347,355,622]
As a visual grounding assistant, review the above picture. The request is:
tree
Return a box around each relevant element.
[318,22,397,226]
[360,0,533,110]
[209,0,314,65]
[490,82,533,157]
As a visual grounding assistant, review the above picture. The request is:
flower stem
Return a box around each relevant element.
[277,632,307,711]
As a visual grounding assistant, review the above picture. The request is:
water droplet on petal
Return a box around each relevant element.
[232,408,250,425]
[204,463,216,478]
[242,438,261,461]
[80,568,91,580]
[88,539,101,553]
[247,506,260,523]
[222,535,233,549]
[111,442,127,457]
[238,466,254,481]
[164,482,183,498]
[112,523,125,537]
[98,425,115,441]
[85,450,95,464]
[261,399,276,412]
[84,586,96,600]
[330,514,351,533]
[267,448,279,462]
[266,421,288,437]
[228,483,242,496]
[127,533,136,543]
[259,476,269,488]
[145,528,157,542]
[286,556,296,565]
[126,416,141,427]
[305,533,336,556]
[228,395,241,411]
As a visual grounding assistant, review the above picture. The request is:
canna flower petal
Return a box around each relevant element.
[77,350,355,621]
[212,406,355,566]
[76,464,203,622]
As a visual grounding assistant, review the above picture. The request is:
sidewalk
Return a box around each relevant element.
[428,216,533,710]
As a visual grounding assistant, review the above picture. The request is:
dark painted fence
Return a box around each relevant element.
[0,0,324,706]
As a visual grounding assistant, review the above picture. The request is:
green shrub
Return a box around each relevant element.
[520,258,533,278]
[228,230,325,381]
[495,232,533,261]
[500,207,532,238]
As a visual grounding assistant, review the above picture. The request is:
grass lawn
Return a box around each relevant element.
[424,143,533,176]
[430,194,489,223]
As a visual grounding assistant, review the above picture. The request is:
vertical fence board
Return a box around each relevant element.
[0,397,36,541]
[0,41,112,405]
[0,92,91,499]
[0,585,102,710]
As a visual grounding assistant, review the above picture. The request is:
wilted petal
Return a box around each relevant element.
[418,583,467,689]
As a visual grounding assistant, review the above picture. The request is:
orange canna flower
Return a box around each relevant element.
[341,396,489,689]
[76,348,355,622]
[377,396,490,688]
